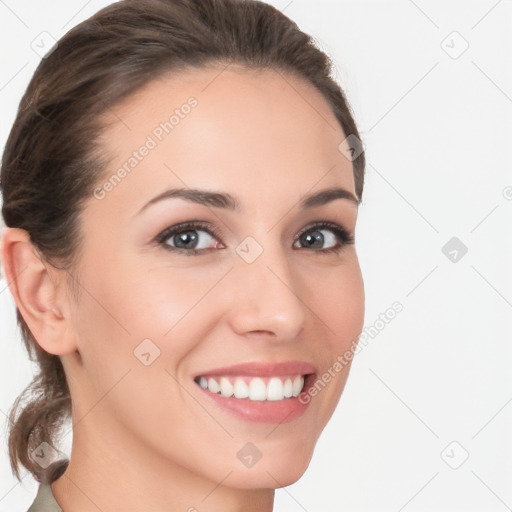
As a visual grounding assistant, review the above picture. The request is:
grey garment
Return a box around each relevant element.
[26,482,63,512]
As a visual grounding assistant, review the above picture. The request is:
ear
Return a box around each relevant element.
[1,226,77,356]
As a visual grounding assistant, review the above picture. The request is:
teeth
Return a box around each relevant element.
[219,377,234,397]
[283,378,293,398]
[197,374,307,401]
[292,376,304,397]
[233,379,249,399]
[208,377,220,394]
[267,377,284,401]
[249,377,267,400]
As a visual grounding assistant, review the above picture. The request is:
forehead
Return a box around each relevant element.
[94,65,355,215]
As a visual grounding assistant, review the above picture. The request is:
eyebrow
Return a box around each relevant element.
[136,185,359,216]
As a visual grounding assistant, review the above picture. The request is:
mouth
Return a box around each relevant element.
[193,373,311,401]
[192,361,316,423]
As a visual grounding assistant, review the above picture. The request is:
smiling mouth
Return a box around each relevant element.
[193,374,312,401]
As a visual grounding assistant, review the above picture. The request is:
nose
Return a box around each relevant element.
[226,243,306,342]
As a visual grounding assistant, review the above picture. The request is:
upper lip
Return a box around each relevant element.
[194,361,316,378]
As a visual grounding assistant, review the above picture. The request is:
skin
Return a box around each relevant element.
[1,65,365,512]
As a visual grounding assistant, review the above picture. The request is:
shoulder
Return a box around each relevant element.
[26,482,63,512]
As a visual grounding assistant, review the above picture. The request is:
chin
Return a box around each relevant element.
[221,443,315,490]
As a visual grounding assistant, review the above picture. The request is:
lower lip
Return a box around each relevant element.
[196,375,314,424]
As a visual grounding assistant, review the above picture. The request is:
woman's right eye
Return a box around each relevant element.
[156,221,224,255]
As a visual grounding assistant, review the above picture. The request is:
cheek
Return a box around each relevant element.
[309,256,365,348]
[79,249,216,328]
[304,258,364,415]
[70,251,236,375]
[66,255,220,463]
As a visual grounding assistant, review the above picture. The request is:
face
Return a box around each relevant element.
[61,65,365,489]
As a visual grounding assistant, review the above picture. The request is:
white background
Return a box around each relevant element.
[1,0,511,511]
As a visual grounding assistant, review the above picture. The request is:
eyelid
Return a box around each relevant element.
[295,219,354,241]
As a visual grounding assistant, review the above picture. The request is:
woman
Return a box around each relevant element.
[1,0,366,510]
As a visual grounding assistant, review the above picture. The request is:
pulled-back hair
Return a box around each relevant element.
[1,0,365,485]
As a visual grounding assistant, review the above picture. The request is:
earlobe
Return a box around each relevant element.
[0,227,76,355]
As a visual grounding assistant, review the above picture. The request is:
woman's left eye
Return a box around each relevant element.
[155,220,354,255]
[293,221,355,253]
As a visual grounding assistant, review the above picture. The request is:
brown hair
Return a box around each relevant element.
[1,0,366,485]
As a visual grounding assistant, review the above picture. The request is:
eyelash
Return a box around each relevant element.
[155,219,355,256]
